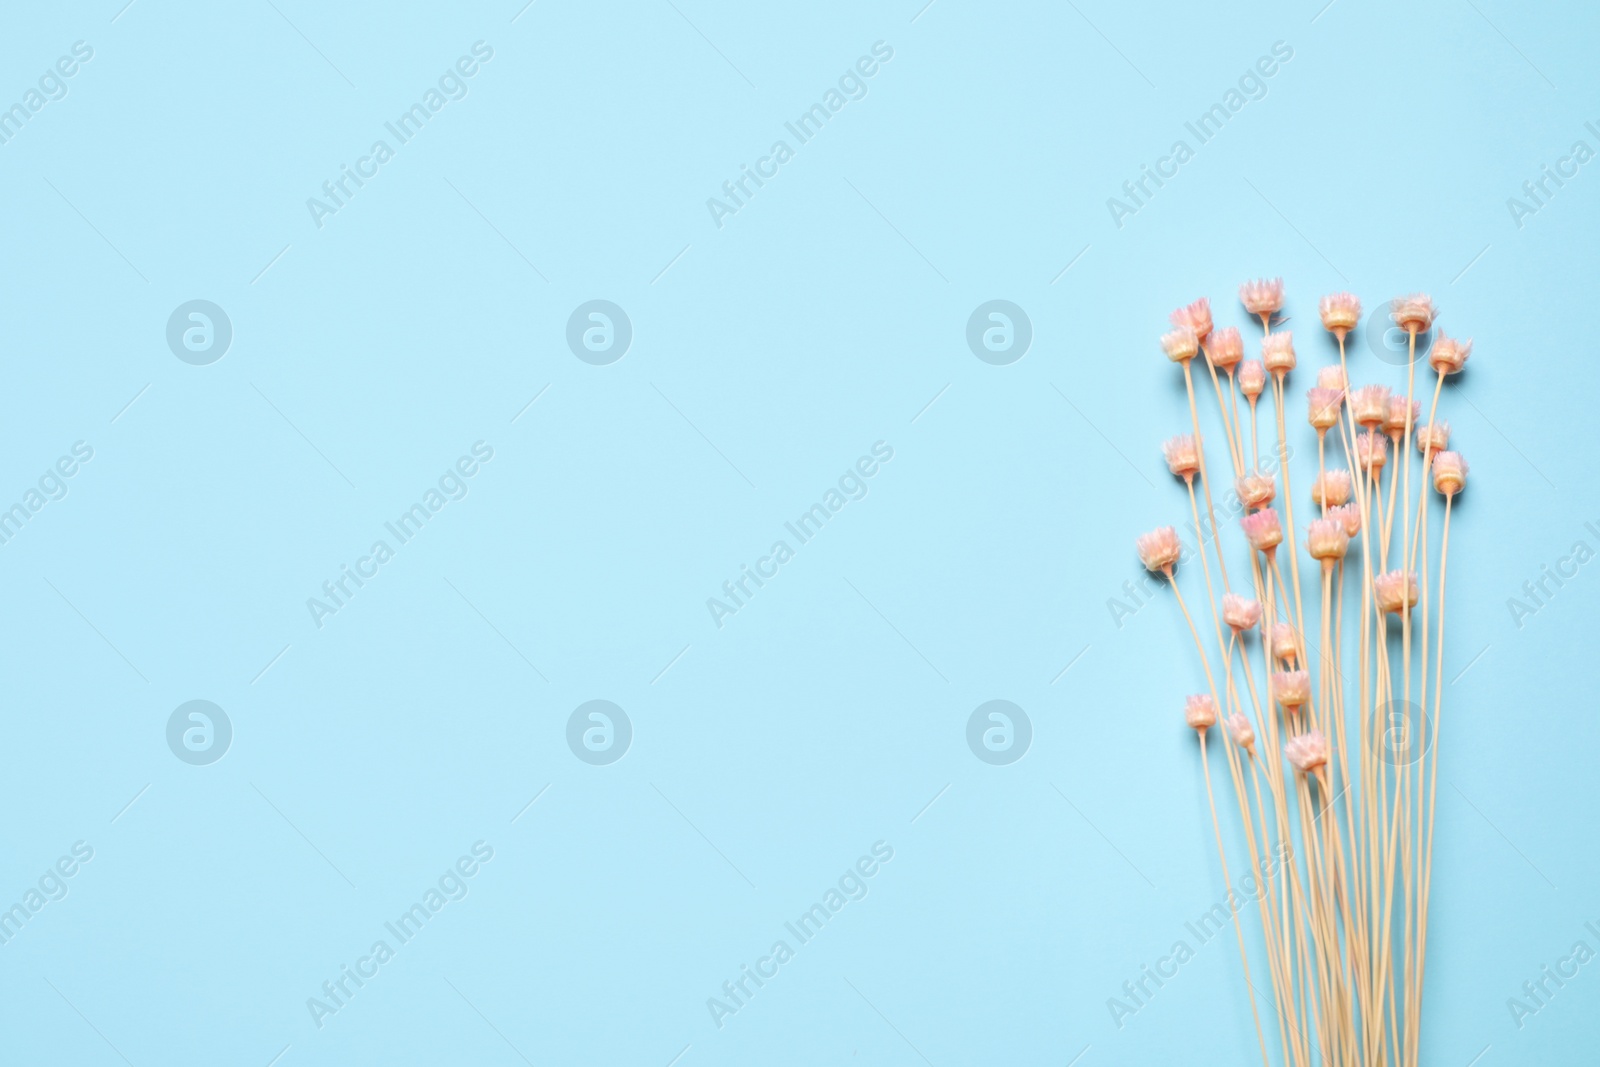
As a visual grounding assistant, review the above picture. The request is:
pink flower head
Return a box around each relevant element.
[1432,451,1468,496]
[1374,569,1420,614]
[1317,364,1347,390]
[1355,430,1389,472]
[1285,730,1330,774]
[1349,384,1391,428]
[1430,331,1471,375]
[1328,503,1362,538]
[1384,395,1420,437]
[1319,292,1362,336]
[1222,593,1262,632]
[1161,326,1199,363]
[1273,669,1311,709]
[1162,434,1201,480]
[1311,469,1351,507]
[1416,421,1451,454]
[1238,359,1267,400]
[1209,326,1244,369]
[1240,277,1285,319]
[1262,331,1296,375]
[1226,712,1256,754]
[1271,622,1300,663]
[1391,293,1436,333]
[1136,526,1183,574]
[1236,471,1276,510]
[1185,693,1218,731]
[1307,517,1350,562]
[1241,508,1284,554]
[1170,298,1213,340]
[1307,387,1343,431]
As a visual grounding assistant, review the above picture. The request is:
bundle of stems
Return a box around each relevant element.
[1134,281,1471,1067]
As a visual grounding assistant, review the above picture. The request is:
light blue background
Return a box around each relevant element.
[1,1,1596,1064]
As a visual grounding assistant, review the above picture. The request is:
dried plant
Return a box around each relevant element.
[1138,284,1469,1067]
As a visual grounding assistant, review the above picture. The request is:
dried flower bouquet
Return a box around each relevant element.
[1136,282,1469,1067]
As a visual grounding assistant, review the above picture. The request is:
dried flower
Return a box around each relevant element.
[1285,730,1330,774]
[1430,332,1471,376]
[1171,298,1213,341]
[1185,694,1219,731]
[1241,508,1284,554]
[1132,275,1473,1042]
[1236,471,1277,510]
[1136,526,1183,573]
[1238,360,1266,400]
[1209,326,1244,369]
[1226,712,1256,754]
[1328,503,1362,538]
[1307,517,1350,561]
[1415,422,1450,454]
[1222,593,1262,632]
[1311,469,1352,508]
[1384,396,1420,437]
[1349,384,1391,428]
[1432,451,1468,496]
[1240,277,1285,320]
[1374,569,1420,614]
[1307,387,1343,431]
[1355,431,1389,472]
[1162,434,1201,480]
[1274,669,1311,709]
[1271,622,1301,663]
[1391,294,1436,333]
[1262,332,1297,376]
[1319,292,1362,337]
[1161,326,1199,363]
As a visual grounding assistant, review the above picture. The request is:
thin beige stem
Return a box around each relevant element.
[1406,370,1446,575]
[1201,732,1274,1067]
[1414,494,1454,1062]
[1201,344,1245,475]
[1185,360,1232,592]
